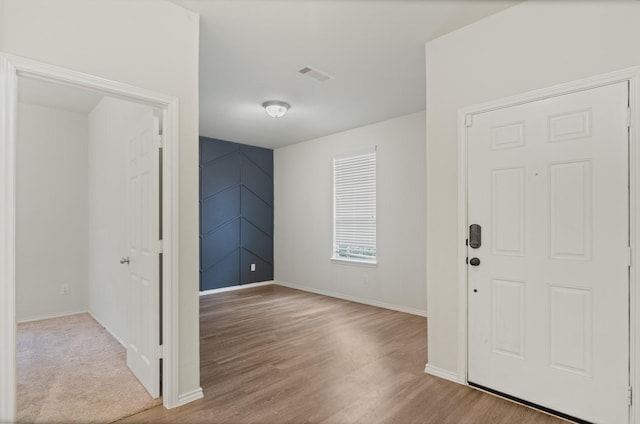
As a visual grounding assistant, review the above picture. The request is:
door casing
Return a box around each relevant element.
[0,53,182,422]
[457,67,640,423]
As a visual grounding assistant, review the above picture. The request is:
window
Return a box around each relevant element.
[333,148,377,263]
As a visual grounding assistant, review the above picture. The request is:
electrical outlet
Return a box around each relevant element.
[251,264,256,272]
[60,284,69,296]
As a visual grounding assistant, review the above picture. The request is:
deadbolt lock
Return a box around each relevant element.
[469,224,481,249]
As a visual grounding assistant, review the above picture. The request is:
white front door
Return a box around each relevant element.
[126,110,161,398]
[467,82,629,423]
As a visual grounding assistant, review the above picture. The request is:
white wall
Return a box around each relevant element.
[88,97,153,346]
[425,0,640,376]
[16,103,88,321]
[274,111,427,315]
[1,0,201,396]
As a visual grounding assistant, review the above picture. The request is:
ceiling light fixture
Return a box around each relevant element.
[262,100,290,118]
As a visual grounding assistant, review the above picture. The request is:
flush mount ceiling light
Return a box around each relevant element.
[262,100,290,118]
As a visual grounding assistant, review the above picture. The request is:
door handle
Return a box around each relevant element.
[469,257,480,266]
[120,257,130,264]
[469,224,481,249]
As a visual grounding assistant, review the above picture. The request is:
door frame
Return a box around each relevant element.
[457,67,640,423]
[0,53,182,421]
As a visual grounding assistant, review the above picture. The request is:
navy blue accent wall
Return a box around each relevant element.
[200,137,274,291]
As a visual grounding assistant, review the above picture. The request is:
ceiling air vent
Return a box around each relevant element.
[297,66,335,83]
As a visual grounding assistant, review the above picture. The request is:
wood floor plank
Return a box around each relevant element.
[117,285,568,424]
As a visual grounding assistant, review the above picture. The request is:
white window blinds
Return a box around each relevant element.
[333,149,377,262]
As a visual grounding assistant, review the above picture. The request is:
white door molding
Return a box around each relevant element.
[457,67,640,423]
[0,53,182,422]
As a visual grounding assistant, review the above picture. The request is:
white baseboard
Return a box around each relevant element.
[88,312,127,348]
[424,363,461,383]
[274,280,427,317]
[199,280,274,296]
[17,310,89,324]
[176,387,204,407]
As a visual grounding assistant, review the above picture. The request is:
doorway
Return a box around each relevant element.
[460,69,640,424]
[0,54,180,422]
[16,74,161,422]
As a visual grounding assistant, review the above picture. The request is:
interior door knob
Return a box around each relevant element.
[469,257,480,266]
[120,257,130,264]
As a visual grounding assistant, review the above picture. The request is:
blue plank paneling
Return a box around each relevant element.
[201,218,240,270]
[200,137,274,291]
[241,219,273,265]
[202,249,240,290]
[201,138,240,164]
[242,144,273,176]
[241,155,273,203]
[241,249,273,285]
[201,153,241,200]
[201,186,241,235]
[241,187,273,236]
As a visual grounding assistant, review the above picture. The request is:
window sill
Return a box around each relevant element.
[330,257,378,268]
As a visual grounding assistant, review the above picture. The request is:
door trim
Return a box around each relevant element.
[457,66,640,423]
[0,53,182,422]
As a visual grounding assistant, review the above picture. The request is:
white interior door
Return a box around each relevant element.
[126,110,161,398]
[467,82,629,423]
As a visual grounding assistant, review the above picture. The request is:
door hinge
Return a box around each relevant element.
[156,114,164,136]
[465,114,473,127]
[155,345,164,359]
[628,107,632,128]
[628,247,633,267]
[157,240,164,254]
[154,116,164,147]
[628,386,633,406]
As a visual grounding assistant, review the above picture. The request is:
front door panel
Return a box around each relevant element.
[467,82,629,423]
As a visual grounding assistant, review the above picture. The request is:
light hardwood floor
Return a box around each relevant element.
[118,285,567,424]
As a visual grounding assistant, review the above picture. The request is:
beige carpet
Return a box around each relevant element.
[17,313,162,424]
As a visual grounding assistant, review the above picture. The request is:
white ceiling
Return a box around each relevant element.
[177,0,520,149]
[18,76,104,114]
